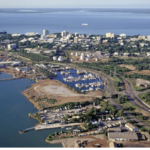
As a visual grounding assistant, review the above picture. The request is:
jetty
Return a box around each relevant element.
[19,127,35,134]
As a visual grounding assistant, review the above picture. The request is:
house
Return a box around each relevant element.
[147,52,150,57]
[123,53,130,57]
[125,123,139,132]
[113,52,119,56]
[134,53,140,56]
[108,132,138,141]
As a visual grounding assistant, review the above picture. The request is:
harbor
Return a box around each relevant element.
[36,64,105,93]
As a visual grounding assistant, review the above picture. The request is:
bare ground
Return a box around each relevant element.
[23,79,103,110]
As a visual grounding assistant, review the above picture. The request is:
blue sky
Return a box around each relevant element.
[0,0,150,8]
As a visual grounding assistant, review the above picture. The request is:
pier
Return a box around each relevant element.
[19,127,35,134]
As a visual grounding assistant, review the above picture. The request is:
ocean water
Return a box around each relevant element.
[0,8,150,35]
[0,77,62,147]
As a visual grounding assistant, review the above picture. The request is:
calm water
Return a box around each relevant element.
[0,72,13,80]
[0,8,150,35]
[0,76,62,147]
[54,69,104,91]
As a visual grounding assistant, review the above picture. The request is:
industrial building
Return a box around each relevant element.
[125,123,139,132]
[108,132,138,141]
[58,56,63,62]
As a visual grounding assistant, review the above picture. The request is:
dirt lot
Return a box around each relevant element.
[119,65,136,71]
[125,70,150,75]
[23,79,103,110]
[50,134,107,148]
[115,141,150,148]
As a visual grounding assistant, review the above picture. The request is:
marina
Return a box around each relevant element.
[43,65,105,92]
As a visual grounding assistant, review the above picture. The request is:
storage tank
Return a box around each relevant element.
[87,55,91,59]
[86,58,89,61]
[58,56,63,61]
[80,55,85,60]
[53,56,57,61]
[95,58,98,61]
[81,53,85,56]
[76,52,79,56]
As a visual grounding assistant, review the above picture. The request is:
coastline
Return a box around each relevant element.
[45,138,65,147]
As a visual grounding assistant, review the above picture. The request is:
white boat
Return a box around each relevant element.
[66,127,72,130]
[82,23,88,26]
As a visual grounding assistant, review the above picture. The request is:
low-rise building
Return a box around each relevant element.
[25,32,39,36]
[147,52,150,57]
[113,52,119,56]
[108,132,138,141]
[138,35,146,40]
[120,33,126,38]
[7,44,17,50]
[123,53,130,57]
[46,34,58,38]
[12,33,23,37]
[125,123,139,132]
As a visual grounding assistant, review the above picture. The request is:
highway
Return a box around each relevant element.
[118,75,150,112]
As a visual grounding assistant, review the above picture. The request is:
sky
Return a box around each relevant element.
[0,0,150,8]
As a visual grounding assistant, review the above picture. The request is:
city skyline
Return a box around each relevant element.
[0,0,150,8]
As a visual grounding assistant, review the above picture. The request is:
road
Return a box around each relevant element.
[118,75,150,112]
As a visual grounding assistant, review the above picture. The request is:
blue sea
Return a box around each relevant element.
[0,8,150,35]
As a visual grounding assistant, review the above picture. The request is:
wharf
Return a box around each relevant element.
[35,123,81,130]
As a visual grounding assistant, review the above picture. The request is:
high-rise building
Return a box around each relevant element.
[74,37,78,43]
[147,35,150,41]
[43,30,49,36]
[106,33,115,38]
[61,31,70,37]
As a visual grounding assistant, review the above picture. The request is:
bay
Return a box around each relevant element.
[0,8,150,35]
[0,76,62,147]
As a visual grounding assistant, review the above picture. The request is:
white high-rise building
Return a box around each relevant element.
[74,37,78,43]
[147,35,150,41]
[61,31,70,37]
[43,30,49,36]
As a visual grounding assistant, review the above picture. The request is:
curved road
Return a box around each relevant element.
[118,75,150,112]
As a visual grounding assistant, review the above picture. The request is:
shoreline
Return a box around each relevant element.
[45,139,65,147]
